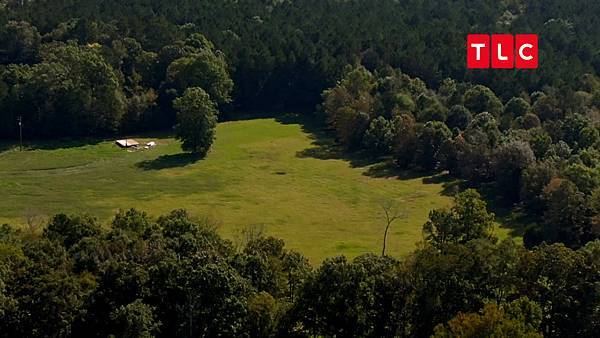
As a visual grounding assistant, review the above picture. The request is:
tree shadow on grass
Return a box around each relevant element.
[476,184,538,238]
[26,138,105,150]
[363,162,423,179]
[423,173,467,197]
[278,113,382,168]
[1,129,175,153]
[135,153,201,171]
[364,163,467,196]
[0,141,14,153]
[0,138,106,153]
[295,142,382,168]
[275,113,536,236]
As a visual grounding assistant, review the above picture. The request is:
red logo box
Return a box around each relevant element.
[492,34,514,68]
[467,34,538,69]
[515,34,538,69]
[467,34,490,69]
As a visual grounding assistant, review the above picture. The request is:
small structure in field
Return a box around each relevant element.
[115,139,140,148]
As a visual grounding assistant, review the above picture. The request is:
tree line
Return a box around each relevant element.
[1,0,600,138]
[321,64,600,251]
[1,190,598,337]
[0,25,232,146]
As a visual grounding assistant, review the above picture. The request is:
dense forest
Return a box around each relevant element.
[1,0,600,136]
[1,193,598,337]
[1,0,600,336]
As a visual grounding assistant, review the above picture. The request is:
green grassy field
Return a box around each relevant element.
[0,116,466,262]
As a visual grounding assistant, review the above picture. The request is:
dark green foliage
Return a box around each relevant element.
[446,105,472,131]
[517,242,600,337]
[0,208,315,337]
[322,65,376,149]
[0,0,598,138]
[504,97,531,119]
[0,209,599,337]
[111,208,152,234]
[414,121,452,171]
[404,239,524,336]
[13,43,127,137]
[537,179,595,248]
[109,299,160,338]
[362,116,395,155]
[0,1,600,336]
[532,93,563,121]
[520,160,559,213]
[579,126,600,149]
[516,113,542,130]
[164,48,233,105]
[416,93,447,122]
[564,163,600,195]
[290,254,403,337]
[245,292,279,338]
[524,178,598,249]
[392,113,418,167]
[423,189,496,248]
[561,114,590,148]
[44,214,102,249]
[235,236,311,299]
[493,140,536,202]
[463,85,503,116]
[0,21,41,64]
[5,0,598,112]
[432,301,543,338]
[173,87,218,156]
[448,112,501,182]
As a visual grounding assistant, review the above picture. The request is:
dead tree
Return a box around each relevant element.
[381,201,403,257]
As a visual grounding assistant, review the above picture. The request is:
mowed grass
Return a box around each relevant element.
[0,116,457,263]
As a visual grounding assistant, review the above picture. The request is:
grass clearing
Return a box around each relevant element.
[0,116,462,263]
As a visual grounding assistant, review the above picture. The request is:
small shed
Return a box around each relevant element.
[115,139,140,148]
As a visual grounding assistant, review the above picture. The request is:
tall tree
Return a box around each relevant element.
[423,189,496,248]
[173,87,218,156]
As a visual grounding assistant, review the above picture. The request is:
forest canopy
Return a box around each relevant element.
[1,1,599,337]
[1,0,600,138]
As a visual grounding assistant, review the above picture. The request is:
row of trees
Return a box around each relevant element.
[322,65,600,250]
[1,0,599,124]
[0,19,231,150]
[1,191,598,337]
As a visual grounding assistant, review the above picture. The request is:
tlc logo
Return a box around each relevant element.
[467,34,538,69]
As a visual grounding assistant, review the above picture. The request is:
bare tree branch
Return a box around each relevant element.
[381,200,404,256]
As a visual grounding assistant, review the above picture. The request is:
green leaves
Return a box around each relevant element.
[423,189,496,248]
[166,50,233,105]
[173,87,218,156]
[18,43,126,136]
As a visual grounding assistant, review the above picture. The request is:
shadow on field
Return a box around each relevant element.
[276,113,381,168]
[422,173,466,197]
[364,163,466,196]
[275,113,533,236]
[0,129,175,153]
[475,184,537,238]
[363,162,421,179]
[0,138,105,153]
[277,113,465,185]
[136,153,201,170]
[0,142,14,153]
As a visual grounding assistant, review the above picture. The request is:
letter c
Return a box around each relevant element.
[519,44,533,60]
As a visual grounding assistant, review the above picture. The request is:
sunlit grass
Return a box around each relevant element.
[0,116,457,263]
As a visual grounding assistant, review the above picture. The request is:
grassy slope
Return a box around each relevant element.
[0,117,459,263]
